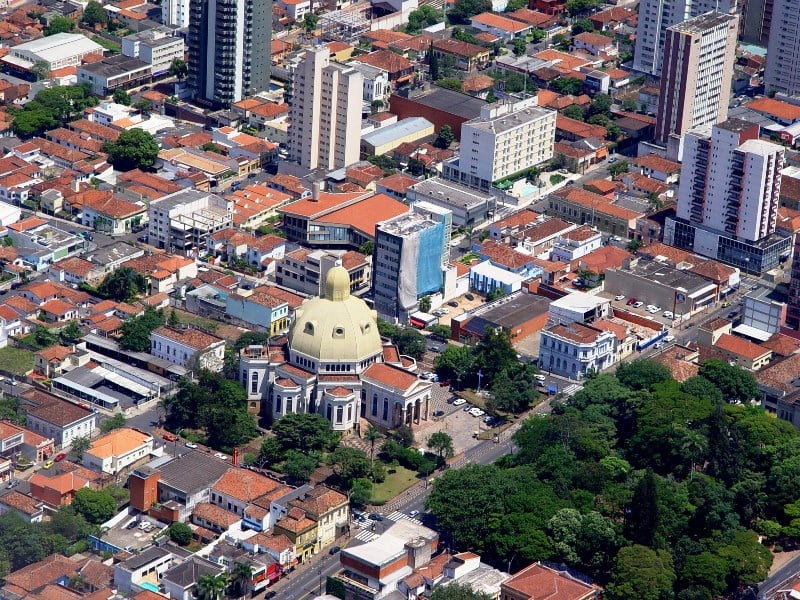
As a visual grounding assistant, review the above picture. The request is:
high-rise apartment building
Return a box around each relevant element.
[655,12,738,145]
[633,0,736,76]
[287,46,363,173]
[665,119,790,274]
[162,0,189,27]
[787,232,800,329]
[373,202,452,323]
[766,0,800,96]
[740,0,773,44]
[442,97,556,192]
[187,0,271,105]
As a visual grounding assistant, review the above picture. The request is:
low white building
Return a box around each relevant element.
[539,322,617,379]
[3,33,103,73]
[24,393,96,449]
[347,61,390,104]
[361,363,433,430]
[550,225,602,263]
[469,260,526,295]
[114,547,175,593]
[77,55,151,96]
[82,427,154,475]
[548,291,612,325]
[121,27,185,76]
[150,326,226,371]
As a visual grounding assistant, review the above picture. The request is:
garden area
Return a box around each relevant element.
[0,346,35,376]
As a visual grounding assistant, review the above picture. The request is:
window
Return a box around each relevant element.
[336,406,343,423]
[372,395,378,416]
[251,371,258,394]
[275,396,282,413]
[383,399,388,421]
[286,398,293,413]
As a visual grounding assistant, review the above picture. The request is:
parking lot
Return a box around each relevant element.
[104,513,166,552]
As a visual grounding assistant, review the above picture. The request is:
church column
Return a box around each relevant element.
[424,395,430,421]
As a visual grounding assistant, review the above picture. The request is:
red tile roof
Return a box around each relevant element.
[317,193,408,237]
[472,11,531,33]
[363,362,420,391]
[715,333,771,361]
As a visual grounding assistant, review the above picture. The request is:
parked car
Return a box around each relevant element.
[727,311,738,319]
[664,335,675,342]
[626,298,638,306]
[214,453,228,460]
[453,398,466,406]
[369,513,384,521]
[534,374,546,382]
[329,546,342,555]
[54,452,66,462]
[409,510,420,518]
[448,301,458,307]
[163,433,177,442]
[663,311,674,319]
[654,342,665,350]
[429,346,441,353]
[632,301,644,308]
[6,479,18,489]
[137,235,148,243]
[42,460,54,469]
[614,295,625,301]
[125,520,138,530]
[432,410,445,418]
[465,293,475,301]
[185,442,198,449]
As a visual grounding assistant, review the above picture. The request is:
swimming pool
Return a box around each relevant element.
[139,582,160,594]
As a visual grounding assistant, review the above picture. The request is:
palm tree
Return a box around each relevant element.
[196,573,227,600]
[231,563,253,600]
[364,425,381,469]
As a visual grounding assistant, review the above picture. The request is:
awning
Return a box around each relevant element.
[732,323,772,342]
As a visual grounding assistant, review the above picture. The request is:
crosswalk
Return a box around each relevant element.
[562,384,582,397]
[386,511,420,523]
[352,529,380,543]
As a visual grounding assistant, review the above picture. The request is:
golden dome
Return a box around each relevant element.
[289,264,382,364]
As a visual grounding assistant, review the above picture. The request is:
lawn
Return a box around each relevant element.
[173,310,219,332]
[369,465,420,505]
[0,347,35,376]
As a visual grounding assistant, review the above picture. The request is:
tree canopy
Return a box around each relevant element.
[103,128,160,171]
[120,306,165,351]
[81,0,108,26]
[12,85,98,138]
[96,267,147,302]
[425,359,783,597]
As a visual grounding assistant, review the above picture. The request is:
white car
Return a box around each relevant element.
[214,452,228,460]
[632,301,644,308]
[664,335,675,342]
[614,295,625,301]
[470,408,485,417]
[645,305,658,313]
[452,398,466,406]
[534,374,546,382]
[663,311,674,319]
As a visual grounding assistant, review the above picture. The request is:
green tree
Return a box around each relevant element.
[428,324,451,340]
[606,546,675,600]
[565,0,599,14]
[609,161,630,177]
[488,364,538,414]
[589,93,613,117]
[231,562,253,599]
[434,125,455,149]
[450,0,491,22]
[622,97,638,111]
[47,506,94,542]
[406,5,441,32]
[59,320,82,343]
[327,446,371,485]
[562,105,584,121]
[571,18,594,34]
[392,327,427,359]
[429,582,492,600]
[303,12,318,33]
[616,359,672,391]
[282,450,318,481]
[698,359,759,404]
[359,240,374,256]
[349,478,373,505]
[256,436,283,467]
[196,574,227,600]
[625,239,643,253]
[474,327,518,387]
[100,413,126,433]
[418,296,432,313]
[103,128,160,171]
[628,469,659,547]
[408,157,426,175]
[169,58,188,80]
[428,44,440,80]
[681,376,723,405]
[31,60,51,82]
[71,435,92,461]
[364,425,381,468]
[273,413,337,453]
[366,154,398,175]
[427,431,454,464]
[72,488,116,524]
[233,331,272,352]
[434,345,475,388]
[97,266,147,301]
[112,88,130,105]
[392,425,414,447]
[437,78,462,91]
[550,77,584,95]
[167,522,193,545]
[81,1,108,26]
[512,38,527,57]
[120,306,165,351]
[547,508,619,576]
[44,16,75,36]
[132,99,153,114]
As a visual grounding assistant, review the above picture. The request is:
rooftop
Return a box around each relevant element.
[502,562,596,600]
[393,85,485,120]
[668,10,737,33]
[409,176,492,210]
[361,117,434,148]
[152,326,224,350]
[156,451,231,495]
[546,322,610,344]
[87,428,151,460]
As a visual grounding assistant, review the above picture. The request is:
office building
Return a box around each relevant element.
[287,46,363,172]
[148,189,233,252]
[665,119,790,274]
[539,322,617,379]
[373,202,452,322]
[766,0,800,96]
[655,12,738,145]
[187,0,271,105]
[442,96,556,192]
[633,0,736,76]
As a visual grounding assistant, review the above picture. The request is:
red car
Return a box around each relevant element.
[163,433,177,442]
[626,298,637,306]
[54,452,66,462]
